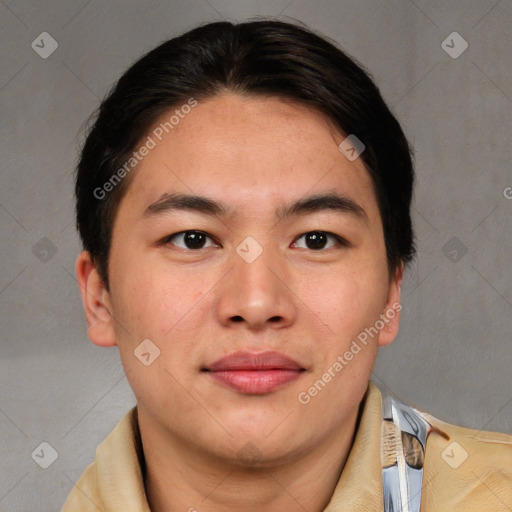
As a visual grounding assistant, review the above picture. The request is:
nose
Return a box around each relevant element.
[215,244,297,331]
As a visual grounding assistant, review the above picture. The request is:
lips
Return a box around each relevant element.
[204,351,305,394]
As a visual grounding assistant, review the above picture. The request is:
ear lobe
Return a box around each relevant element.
[377,264,403,348]
[75,251,117,348]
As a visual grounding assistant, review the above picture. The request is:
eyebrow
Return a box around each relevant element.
[143,192,368,222]
[276,193,367,222]
[144,193,229,217]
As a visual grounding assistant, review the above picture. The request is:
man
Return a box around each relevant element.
[63,19,511,512]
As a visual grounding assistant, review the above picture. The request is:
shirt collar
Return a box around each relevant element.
[324,381,384,510]
[96,381,384,511]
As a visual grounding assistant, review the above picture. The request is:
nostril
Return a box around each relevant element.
[231,316,244,322]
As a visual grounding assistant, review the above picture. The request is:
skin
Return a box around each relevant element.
[76,92,403,512]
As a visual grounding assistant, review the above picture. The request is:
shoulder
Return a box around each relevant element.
[61,406,141,512]
[61,460,105,512]
[419,410,512,511]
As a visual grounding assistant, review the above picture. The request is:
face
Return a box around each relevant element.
[78,92,402,466]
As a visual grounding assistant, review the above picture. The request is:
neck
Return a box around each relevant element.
[138,404,362,512]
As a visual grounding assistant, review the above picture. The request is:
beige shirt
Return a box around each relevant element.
[62,382,512,511]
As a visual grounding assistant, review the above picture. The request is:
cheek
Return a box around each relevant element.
[109,268,207,405]
[301,267,387,338]
[112,265,221,386]
[112,262,205,336]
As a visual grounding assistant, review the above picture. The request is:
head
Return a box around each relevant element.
[75,19,415,465]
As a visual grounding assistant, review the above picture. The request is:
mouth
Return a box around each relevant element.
[202,351,306,395]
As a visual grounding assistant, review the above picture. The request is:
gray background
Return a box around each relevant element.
[1,0,511,510]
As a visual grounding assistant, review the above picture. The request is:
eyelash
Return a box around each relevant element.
[161,230,348,251]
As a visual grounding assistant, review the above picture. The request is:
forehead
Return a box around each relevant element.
[118,92,379,222]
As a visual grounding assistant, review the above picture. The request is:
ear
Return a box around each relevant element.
[377,264,403,348]
[75,251,117,347]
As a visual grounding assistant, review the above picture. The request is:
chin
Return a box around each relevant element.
[218,438,307,470]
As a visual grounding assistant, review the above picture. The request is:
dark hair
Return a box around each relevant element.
[75,18,415,289]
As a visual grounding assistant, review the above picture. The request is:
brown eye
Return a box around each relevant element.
[305,232,328,249]
[293,231,346,250]
[164,231,218,250]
